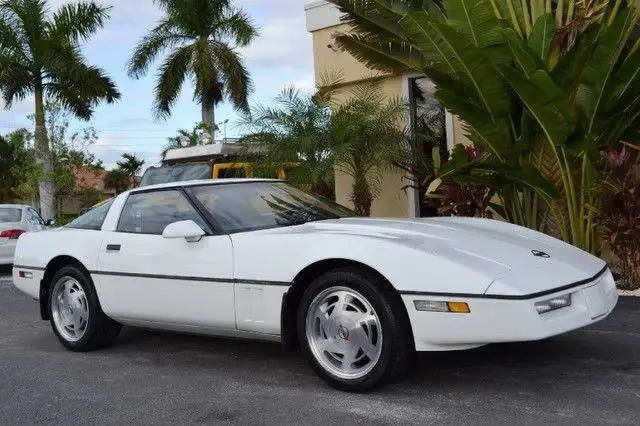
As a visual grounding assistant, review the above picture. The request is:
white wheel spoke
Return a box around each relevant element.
[341,349,358,372]
[316,310,335,337]
[333,291,348,314]
[350,326,378,360]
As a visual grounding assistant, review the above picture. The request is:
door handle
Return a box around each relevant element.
[106,244,121,252]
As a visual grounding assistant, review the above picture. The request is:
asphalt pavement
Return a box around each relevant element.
[1,269,639,425]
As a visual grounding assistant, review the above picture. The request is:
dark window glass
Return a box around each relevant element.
[408,76,447,217]
[117,190,209,235]
[217,167,246,178]
[189,182,355,233]
[66,199,114,230]
[139,163,213,187]
[0,208,22,223]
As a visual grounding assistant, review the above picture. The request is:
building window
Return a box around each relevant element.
[407,77,448,217]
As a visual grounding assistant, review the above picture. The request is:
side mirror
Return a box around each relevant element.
[162,220,205,242]
[46,219,56,226]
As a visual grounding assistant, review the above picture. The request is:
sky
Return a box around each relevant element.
[0,0,315,170]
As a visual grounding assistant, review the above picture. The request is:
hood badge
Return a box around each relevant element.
[531,250,550,258]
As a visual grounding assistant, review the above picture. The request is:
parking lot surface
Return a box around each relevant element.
[1,270,639,425]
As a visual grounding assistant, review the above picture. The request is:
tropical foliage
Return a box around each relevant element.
[326,80,406,215]
[242,79,406,215]
[127,0,258,133]
[328,0,640,254]
[117,153,145,186]
[0,102,104,215]
[104,168,130,194]
[0,0,120,220]
[239,86,335,199]
[600,143,640,289]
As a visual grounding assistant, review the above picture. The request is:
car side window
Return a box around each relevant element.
[27,208,46,226]
[116,189,209,235]
[66,198,114,230]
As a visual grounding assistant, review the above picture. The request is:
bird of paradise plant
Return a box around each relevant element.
[327,0,640,254]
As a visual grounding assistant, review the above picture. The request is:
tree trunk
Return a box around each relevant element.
[351,172,373,216]
[34,85,55,221]
[201,101,215,143]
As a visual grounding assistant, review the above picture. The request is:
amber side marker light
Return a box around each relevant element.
[413,300,470,313]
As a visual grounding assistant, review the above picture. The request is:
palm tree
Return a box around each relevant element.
[0,0,120,220]
[326,79,406,216]
[127,0,258,136]
[238,86,336,199]
[116,153,145,187]
[104,168,129,195]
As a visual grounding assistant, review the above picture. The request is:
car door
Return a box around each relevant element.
[96,188,236,329]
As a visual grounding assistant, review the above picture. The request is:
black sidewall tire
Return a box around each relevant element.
[48,265,120,351]
[296,268,412,392]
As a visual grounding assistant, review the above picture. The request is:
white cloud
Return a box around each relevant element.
[240,15,313,71]
[89,136,162,170]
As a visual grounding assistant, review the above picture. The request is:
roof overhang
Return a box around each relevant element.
[305,1,345,32]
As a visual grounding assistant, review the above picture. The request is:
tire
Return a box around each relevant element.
[297,267,414,392]
[48,264,121,351]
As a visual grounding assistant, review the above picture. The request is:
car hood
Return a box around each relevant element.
[305,216,605,295]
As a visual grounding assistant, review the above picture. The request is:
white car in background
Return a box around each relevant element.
[11,179,618,392]
[0,204,52,265]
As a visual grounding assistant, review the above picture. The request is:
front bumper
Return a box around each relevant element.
[402,268,619,352]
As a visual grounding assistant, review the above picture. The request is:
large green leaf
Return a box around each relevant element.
[445,0,503,48]
[550,28,597,98]
[434,85,513,159]
[400,12,511,120]
[605,47,640,111]
[577,9,637,135]
[527,13,554,62]
[502,27,546,77]
[488,0,529,37]
[333,33,426,74]
[399,11,459,75]
[327,0,409,41]
[438,145,558,202]
[498,65,577,147]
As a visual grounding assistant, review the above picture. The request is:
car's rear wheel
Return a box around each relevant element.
[49,265,121,351]
[297,267,413,392]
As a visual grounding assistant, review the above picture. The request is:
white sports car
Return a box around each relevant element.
[12,179,618,392]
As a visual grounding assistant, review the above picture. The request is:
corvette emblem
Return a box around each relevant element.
[338,325,350,341]
[531,250,550,258]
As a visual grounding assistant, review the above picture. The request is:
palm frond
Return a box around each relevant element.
[209,41,252,112]
[126,18,189,79]
[212,6,259,47]
[153,44,194,120]
[48,1,111,43]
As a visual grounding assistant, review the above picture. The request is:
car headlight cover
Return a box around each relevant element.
[535,293,571,314]
[414,300,470,313]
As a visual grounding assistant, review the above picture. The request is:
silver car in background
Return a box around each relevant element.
[0,205,52,265]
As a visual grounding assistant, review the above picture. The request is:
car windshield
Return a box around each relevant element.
[139,163,212,187]
[0,207,22,223]
[188,181,356,233]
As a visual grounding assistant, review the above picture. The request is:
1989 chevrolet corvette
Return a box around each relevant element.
[12,179,618,392]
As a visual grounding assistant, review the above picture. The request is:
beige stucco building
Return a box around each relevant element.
[304,1,471,218]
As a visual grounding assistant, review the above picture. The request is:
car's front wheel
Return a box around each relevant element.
[49,265,121,351]
[297,268,413,392]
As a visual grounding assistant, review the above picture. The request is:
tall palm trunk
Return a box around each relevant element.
[351,171,373,216]
[201,99,215,143]
[34,84,55,221]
